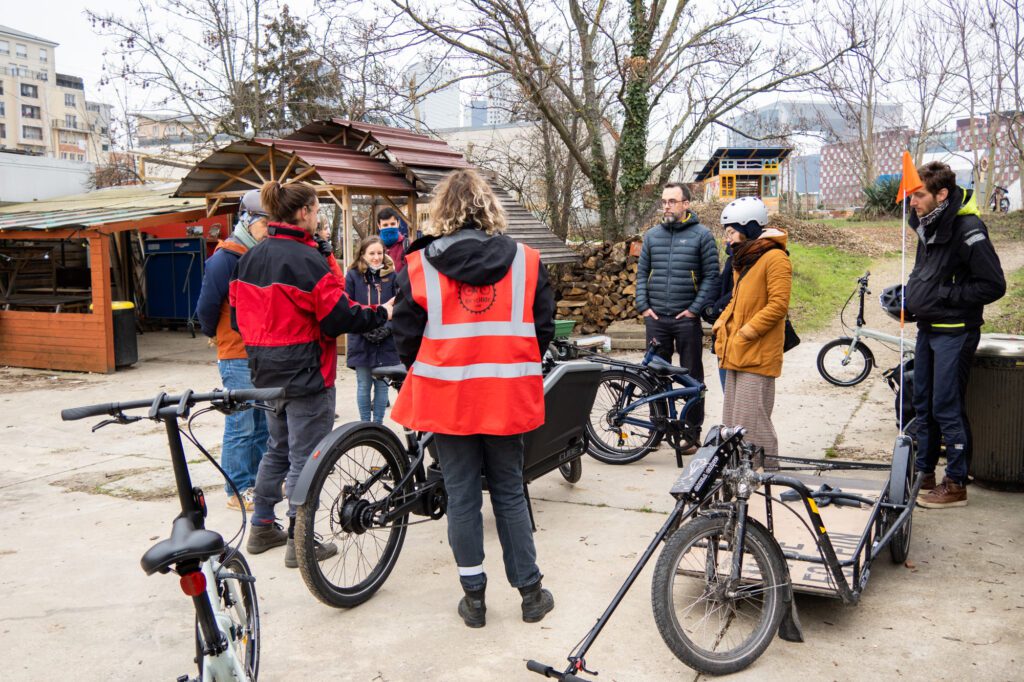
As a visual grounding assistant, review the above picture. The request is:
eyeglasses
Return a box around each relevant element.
[661,199,687,206]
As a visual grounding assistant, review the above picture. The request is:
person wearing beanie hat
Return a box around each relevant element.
[196,189,271,510]
[712,197,790,469]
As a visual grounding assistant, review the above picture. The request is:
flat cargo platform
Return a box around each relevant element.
[748,472,888,597]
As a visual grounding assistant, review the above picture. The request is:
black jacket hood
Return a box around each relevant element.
[410,227,518,285]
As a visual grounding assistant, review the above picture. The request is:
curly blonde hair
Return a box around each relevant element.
[424,169,507,236]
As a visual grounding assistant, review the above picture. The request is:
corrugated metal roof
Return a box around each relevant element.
[173,139,416,197]
[0,183,206,232]
[410,167,577,264]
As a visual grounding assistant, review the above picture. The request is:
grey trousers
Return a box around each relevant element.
[434,433,542,592]
[252,387,336,524]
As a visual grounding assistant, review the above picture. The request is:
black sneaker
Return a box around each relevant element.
[284,537,339,568]
[246,522,288,554]
[519,580,554,623]
[458,587,486,628]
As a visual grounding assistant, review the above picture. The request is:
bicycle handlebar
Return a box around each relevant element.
[61,387,285,422]
[526,660,586,681]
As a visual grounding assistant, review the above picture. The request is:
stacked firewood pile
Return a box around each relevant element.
[551,238,643,334]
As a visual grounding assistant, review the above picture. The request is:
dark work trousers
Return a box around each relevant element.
[644,314,705,427]
[912,328,980,485]
[252,387,336,525]
[434,433,542,592]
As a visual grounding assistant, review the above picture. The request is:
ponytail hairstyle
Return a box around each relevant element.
[260,181,318,226]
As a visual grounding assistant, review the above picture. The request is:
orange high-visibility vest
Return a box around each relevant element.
[391,242,545,436]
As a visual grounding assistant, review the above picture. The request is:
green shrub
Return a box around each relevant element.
[861,177,902,219]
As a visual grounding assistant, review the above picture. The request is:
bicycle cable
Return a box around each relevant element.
[185,406,247,563]
[753,488,842,594]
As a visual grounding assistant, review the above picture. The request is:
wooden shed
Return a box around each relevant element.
[0,185,216,373]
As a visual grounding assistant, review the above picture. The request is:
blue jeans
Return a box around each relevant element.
[434,433,542,592]
[912,328,980,486]
[252,388,336,524]
[354,366,390,423]
[218,359,268,494]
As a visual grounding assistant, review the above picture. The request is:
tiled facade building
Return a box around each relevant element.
[956,113,1022,191]
[820,128,913,208]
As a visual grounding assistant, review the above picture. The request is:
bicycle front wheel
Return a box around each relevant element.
[586,369,665,464]
[817,338,874,386]
[295,428,409,608]
[196,552,260,681]
[652,515,788,675]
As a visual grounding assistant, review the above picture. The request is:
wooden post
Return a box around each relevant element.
[406,194,418,235]
[341,187,353,271]
[89,235,116,373]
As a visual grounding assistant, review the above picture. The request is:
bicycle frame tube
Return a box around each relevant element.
[159,407,204,529]
[615,375,702,429]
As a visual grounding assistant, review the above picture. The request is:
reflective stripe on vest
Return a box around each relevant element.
[411,242,541,381]
[419,243,537,340]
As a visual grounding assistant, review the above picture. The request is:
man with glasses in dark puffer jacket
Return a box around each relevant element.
[636,182,720,454]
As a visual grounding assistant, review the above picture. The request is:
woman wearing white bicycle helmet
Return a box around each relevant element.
[712,197,791,469]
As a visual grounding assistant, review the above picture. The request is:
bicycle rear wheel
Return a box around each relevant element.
[295,428,409,608]
[817,338,874,387]
[652,515,787,675]
[586,369,665,464]
[196,552,259,681]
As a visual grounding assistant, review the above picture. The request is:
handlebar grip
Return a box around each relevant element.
[563,675,586,682]
[61,402,117,421]
[526,661,555,677]
[228,387,284,402]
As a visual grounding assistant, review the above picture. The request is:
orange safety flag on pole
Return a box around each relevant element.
[895,151,923,203]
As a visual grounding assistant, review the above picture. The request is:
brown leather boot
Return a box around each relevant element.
[918,472,936,492]
[917,478,967,509]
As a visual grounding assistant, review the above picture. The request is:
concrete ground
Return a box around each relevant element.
[0,331,1021,681]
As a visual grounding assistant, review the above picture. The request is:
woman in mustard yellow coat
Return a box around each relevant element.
[712,198,792,468]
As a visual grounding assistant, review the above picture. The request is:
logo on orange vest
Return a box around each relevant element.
[458,283,497,314]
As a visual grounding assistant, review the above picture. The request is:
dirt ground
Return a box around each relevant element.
[1,237,1023,680]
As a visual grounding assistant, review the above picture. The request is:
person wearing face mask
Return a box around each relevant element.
[230,180,393,567]
[712,197,790,470]
[344,236,399,423]
[196,189,271,511]
[635,182,720,454]
[377,207,410,273]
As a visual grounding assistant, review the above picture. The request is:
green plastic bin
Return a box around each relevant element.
[553,319,576,339]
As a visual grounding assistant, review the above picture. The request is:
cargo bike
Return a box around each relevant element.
[527,425,921,679]
[289,358,603,608]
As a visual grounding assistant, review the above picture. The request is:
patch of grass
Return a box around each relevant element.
[983,266,1024,334]
[818,217,902,230]
[788,243,872,333]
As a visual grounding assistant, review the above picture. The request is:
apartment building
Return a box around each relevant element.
[0,24,112,163]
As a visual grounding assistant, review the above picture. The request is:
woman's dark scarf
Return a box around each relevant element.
[732,237,783,273]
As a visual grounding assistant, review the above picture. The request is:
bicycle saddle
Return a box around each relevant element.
[140,515,225,576]
[372,365,408,381]
[647,355,689,377]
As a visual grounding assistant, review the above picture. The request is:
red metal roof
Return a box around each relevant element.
[254,138,416,192]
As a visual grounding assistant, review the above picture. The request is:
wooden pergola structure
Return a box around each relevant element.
[176,119,577,265]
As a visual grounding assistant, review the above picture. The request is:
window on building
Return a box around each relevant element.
[22,125,43,140]
[65,114,77,128]
[15,44,27,59]
[761,175,779,198]
[61,152,67,159]
[0,102,4,116]
[65,93,75,107]
[0,123,5,138]
[102,144,109,151]
[20,83,38,98]
[38,48,47,62]
[0,40,9,55]
[719,175,736,199]
[100,127,109,135]
[21,104,41,119]
[77,154,84,161]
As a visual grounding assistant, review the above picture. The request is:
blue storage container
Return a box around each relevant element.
[143,238,205,328]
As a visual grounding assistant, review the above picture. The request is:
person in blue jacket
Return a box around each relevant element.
[345,236,400,423]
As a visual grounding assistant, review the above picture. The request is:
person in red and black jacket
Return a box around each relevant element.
[230,180,392,566]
